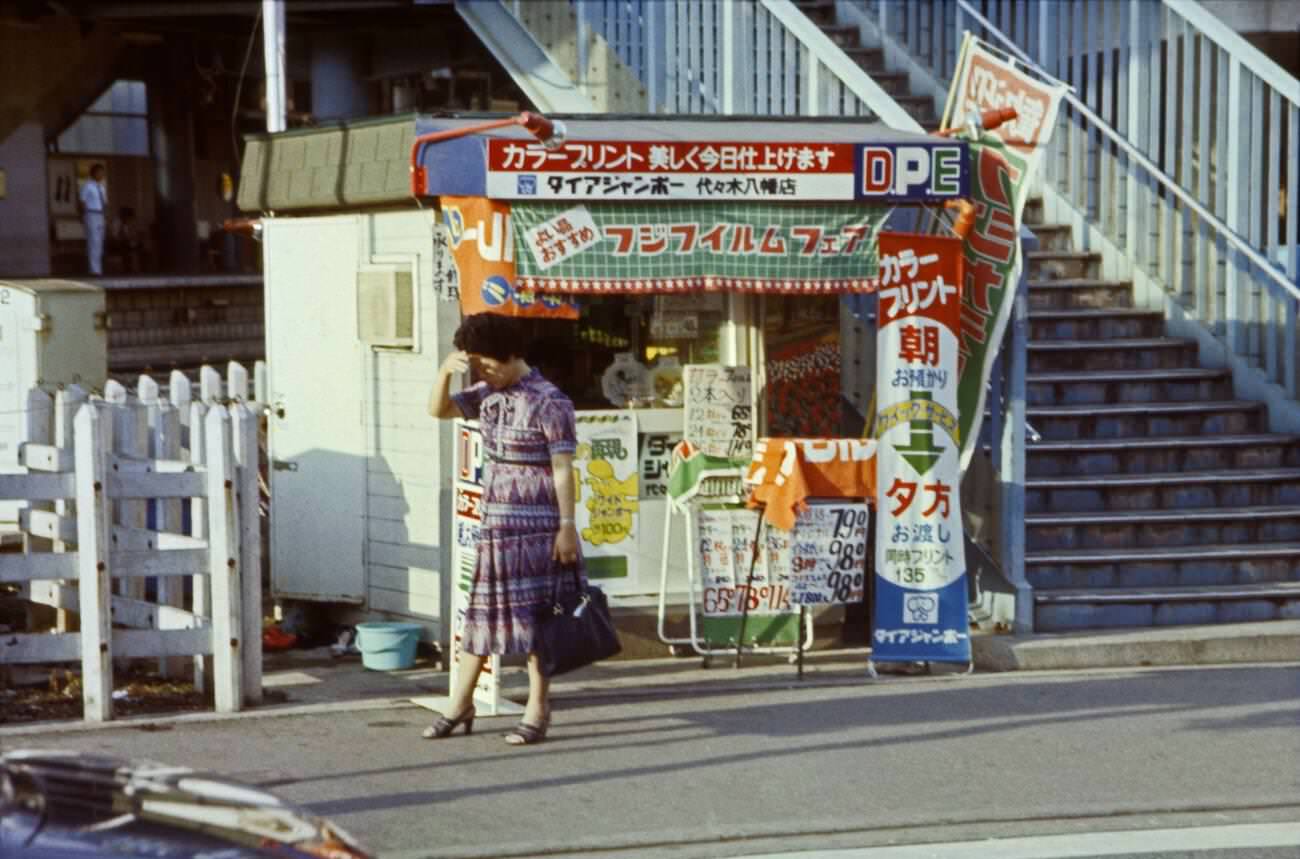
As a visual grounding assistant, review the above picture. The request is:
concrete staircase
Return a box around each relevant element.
[794,0,1300,632]
[1023,204,1300,630]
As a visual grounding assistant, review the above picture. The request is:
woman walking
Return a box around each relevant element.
[426,313,581,745]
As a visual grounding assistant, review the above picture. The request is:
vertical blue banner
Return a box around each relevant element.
[872,232,971,665]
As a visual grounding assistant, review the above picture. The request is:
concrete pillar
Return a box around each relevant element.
[0,123,52,277]
[149,41,200,274]
[310,31,370,122]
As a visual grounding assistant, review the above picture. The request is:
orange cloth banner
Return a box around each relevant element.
[440,195,578,319]
[745,437,877,530]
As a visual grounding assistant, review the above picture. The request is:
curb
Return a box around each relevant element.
[971,620,1300,671]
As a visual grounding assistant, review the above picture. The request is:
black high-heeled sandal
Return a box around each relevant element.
[421,706,476,739]
[505,715,549,746]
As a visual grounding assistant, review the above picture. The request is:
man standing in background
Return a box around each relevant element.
[79,163,108,275]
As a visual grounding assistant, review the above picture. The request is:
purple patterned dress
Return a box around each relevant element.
[452,369,582,655]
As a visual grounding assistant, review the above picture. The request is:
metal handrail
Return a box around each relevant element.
[758,0,921,130]
[953,0,1300,305]
[1165,0,1300,103]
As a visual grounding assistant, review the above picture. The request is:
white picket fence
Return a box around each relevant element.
[0,362,265,722]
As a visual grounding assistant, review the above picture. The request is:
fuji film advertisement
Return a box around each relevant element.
[944,35,1067,467]
[873,232,970,664]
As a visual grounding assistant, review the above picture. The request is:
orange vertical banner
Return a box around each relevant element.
[440,195,578,319]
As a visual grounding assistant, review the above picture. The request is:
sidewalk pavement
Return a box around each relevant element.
[2,620,1296,738]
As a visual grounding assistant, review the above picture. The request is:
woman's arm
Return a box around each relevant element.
[551,452,579,564]
[428,350,470,419]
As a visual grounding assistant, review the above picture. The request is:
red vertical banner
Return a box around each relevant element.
[872,231,971,665]
[440,195,578,319]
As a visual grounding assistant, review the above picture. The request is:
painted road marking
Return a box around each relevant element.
[732,822,1300,858]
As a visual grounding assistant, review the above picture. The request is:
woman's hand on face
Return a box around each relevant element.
[552,523,579,565]
[440,350,470,376]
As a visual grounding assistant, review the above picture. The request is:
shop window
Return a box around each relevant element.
[55,80,150,157]
[763,294,842,438]
[523,295,724,412]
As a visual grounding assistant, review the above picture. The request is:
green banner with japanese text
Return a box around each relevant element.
[510,202,890,295]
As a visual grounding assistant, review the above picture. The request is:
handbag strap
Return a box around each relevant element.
[551,561,586,607]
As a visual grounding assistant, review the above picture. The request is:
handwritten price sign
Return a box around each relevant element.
[696,502,867,617]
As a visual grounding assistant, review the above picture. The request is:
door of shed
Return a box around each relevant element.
[264,217,366,603]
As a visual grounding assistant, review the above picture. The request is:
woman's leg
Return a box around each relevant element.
[523,651,550,725]
[448,651,487,716]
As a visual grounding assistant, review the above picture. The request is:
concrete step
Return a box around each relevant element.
[1023,197,1045,225]
[1030,309,1165,341]
[1027,399,1265,441]
[1033,581,1300,631]
[822,23,862,48]
[895,95,938,127]
[1027,505,1300,552]
[1026,467,1300,513]
[794,0,837,25]
[1028,337,1198,372]
[1024,433,1300,477]
[1026,368,1233,407]
[1026,223,1074,251]
[1029,279,1135,311]
[1027,250,1101,280]
[844,45,885,73]
[865,70,911,96]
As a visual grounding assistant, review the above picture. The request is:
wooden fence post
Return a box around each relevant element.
[189,400,210,693]
[254,361,268,405]
[232,403,262,705]
[53,386,86,632]
[200,365,223,405]
[74,402,114,722]
[145,376,186,678]
[205,405,243,713]
[106,381,147,603]
[227,362,249,402]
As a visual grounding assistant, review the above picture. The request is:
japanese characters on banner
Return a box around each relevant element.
[574,412,641,591]
[696,502,868,617]
[485,139,967,203]
[450,421,503,711]
[945,35,1067,467]
[684,365,753,459]
[873,232,971,664]
[510,202,888,295]
[439,195,578,319]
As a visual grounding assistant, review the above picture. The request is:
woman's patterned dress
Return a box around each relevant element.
[452,369,581,655]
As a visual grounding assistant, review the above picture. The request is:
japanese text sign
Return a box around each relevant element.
[484,139,967,203]
[575,412,641,592]
[511,202,887,295]
[684,365,753,459]
[873,232,970,664]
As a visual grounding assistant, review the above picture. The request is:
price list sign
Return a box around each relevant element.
[696,503,867,616]
[697,508,791,616]
[684,364,753,458]
[787,503,869,605]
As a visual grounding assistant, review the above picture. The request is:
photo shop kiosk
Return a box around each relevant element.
[414,112,992,705]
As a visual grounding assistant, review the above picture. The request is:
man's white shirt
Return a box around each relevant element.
[80,180,107,215]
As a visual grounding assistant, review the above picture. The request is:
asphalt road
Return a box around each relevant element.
[4,663,1297,859]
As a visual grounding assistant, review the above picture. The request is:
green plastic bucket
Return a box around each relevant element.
[355,622,423,671]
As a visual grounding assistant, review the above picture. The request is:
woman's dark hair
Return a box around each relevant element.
[453,313,527,362]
